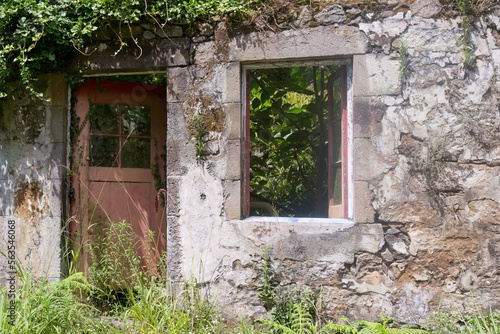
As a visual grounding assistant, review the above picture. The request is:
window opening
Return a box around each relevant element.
[247,65,348,218]
[89,103,151,168]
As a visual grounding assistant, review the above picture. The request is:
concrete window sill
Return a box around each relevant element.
[242,216,355,225]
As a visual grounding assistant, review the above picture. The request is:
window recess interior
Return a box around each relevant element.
[243,61,351,219]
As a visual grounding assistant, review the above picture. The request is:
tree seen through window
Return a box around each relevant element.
[249,65,346,218]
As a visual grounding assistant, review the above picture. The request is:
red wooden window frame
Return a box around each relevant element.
[244,65,348,219]
[327,66,348,219]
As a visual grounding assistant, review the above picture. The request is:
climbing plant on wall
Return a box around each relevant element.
[0,0,258,100]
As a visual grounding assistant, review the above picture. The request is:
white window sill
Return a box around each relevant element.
[242,216,355,225]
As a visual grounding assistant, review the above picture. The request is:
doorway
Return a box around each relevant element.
[70,79,167,275]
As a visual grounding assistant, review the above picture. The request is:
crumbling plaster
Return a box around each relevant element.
[0,73,67,283]
[164,2,500,324]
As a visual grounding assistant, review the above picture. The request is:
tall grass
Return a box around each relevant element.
[0,271,109,333]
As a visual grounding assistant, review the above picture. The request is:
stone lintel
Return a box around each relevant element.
[229,26,366,62]
[66,38,190,75]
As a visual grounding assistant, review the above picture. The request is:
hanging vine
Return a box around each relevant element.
[0,0,258,100]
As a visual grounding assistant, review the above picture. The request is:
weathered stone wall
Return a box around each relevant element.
[1,0,499,325]
[162,0,500,324]
[0,74,68,282]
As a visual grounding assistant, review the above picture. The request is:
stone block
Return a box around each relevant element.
[223,180,241,220]
[353,96,385,138]
[410,0,443,18]
[225,103,242,140]
[50,106,66,143]
[353,54,400,97]
[193,41,217,65]
[167,67,192,103]
[401,20,460,53]
[166,215,183,279]
[47,184,63,218]
[314,5,346,25]
[354,181,375,223]
[166,176,180,216]
[224,62,241,104]
[66,38,190,75]
[154,25,183,38]
[228,26,366,62]
[353,137,393,181]
[49,143,66,180]
[166,102,189,141]
[167,140,190,176]
[226,140,241,180]
[0,150,9,180]
[237,220,383,262]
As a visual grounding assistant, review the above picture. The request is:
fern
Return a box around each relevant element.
[357,320,428,334]
[258,318,297,334]
[290,303,315,334]
[319,322,360,333]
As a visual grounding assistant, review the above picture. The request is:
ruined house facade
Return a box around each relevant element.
[1,0,500,324]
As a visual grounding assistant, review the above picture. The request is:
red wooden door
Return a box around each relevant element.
[71,79,166,274]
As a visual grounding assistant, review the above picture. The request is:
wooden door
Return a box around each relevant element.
[71,79,166,275]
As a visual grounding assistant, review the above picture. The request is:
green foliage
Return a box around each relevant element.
[120,277,224,333]
[258,245,277,311]
[0,0,257,99]
[270,285,318,330]
[0,272,109,333]
[456,0,476,69]
[426,310,500,334]
[86,218,143,310]
[260,313,430,334]
[191,113,208,160]
[257,246,321,333]
[250,65,341,217]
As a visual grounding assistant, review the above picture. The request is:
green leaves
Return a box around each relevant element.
[249,66,337,217]
[0,0,257,99]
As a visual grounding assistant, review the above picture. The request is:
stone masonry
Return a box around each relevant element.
[1,0,500,325]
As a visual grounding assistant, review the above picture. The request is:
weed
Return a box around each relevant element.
[257,246,321,333]
[457,0,476,69]
[192,113,208,161]
[258,245,277,311]
[119,276,224,333]
[426,310,500,333]
[86,219,142,311]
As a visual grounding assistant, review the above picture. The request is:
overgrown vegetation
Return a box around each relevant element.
[0,0,258,99]
[1,242,500,333]
[256,247,431,334]
[249,65,342,217]
[0,271,107,333]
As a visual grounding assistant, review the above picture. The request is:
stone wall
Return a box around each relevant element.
[1,0,499,325]
[0,74,68,282]
[162,1,500,324]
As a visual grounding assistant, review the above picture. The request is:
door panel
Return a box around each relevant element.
[71,79,166,275]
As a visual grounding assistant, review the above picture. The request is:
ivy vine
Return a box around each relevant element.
[0,0,258,100]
